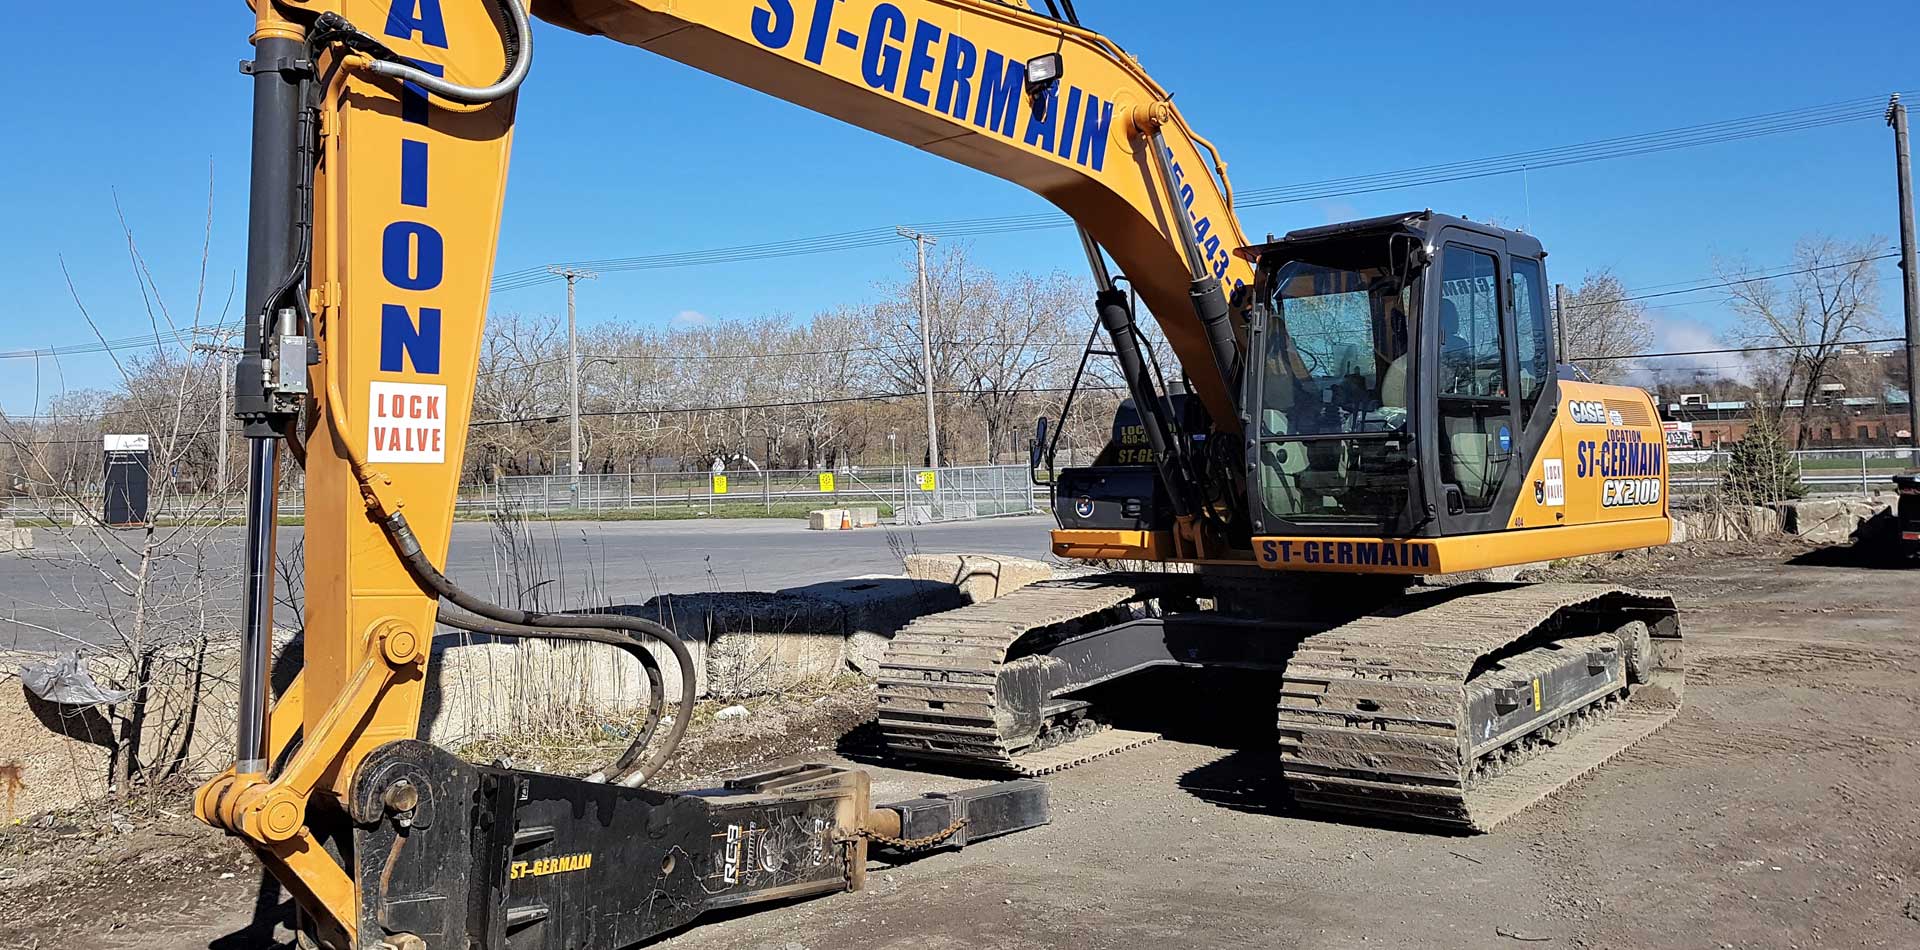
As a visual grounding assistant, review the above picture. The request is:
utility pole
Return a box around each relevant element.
[191,327,244,500]
[549,266,597,505]
[1554,283,1570,369]
[896,227,940,468]
[1889,94,1920,453]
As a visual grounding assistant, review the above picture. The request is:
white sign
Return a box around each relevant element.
[103,434,150,452]
[1541,458,1565,507]
[1661,420,1695,449]
[367,381,447,463]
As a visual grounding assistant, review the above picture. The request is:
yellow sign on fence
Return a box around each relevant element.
[917,471,938,492]
[818,472,835,492]
[711,475,729,495]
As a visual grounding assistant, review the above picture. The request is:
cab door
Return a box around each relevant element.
[1421,229,1522,537]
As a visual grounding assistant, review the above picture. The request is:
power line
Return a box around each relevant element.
[469,384,1124,428]
[1565,253,1899,311]
[491,92,1912,291]
[0,323,242,361]
[474,340,1088,376]
[1568,337,1904,363]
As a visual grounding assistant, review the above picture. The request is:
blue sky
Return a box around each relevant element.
[1,1,1914,412]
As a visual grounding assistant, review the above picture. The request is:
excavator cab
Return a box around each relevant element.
[1242,211,1556,543]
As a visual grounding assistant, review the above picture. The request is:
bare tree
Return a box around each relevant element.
[957,271,1082,462]
[1719,236,1886,446]
[0,188,242,797]
[1562,269,1655,383]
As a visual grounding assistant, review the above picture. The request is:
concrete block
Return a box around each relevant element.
[1770,498,1886,544]
[422,635,679,746]
[0,519,29,553]
[1677,505,1781,541]
[807,509,850,530]
[780,576,965,676]
[629,592,847,700]
[850,507,881,528]
[904,553,1053,604]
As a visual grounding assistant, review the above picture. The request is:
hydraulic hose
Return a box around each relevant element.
[434,604,671,785]
[384,511,697,788]
[312,0,531,105]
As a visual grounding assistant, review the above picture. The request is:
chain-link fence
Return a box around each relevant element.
[1670,448,1920,496]
[470,464,1043,522]
[17,449,1920,524]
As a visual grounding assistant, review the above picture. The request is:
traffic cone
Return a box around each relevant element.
[841,510,853,530]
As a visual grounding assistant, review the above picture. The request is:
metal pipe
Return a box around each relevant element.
[1146,132,1209,279]
[1148,131,1241,395]
[231,26,309,775]
[236,35,307,437]
[1077,226,1116,293]
[361,0,532,104]
[234,439,279,775]
[1555,283,1571,370]
[1095,287,1192,519]
[1888,95,1919,454]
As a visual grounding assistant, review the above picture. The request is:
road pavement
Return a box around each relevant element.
[0,515,1057,652]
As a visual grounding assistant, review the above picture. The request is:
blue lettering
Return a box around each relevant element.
[1336,542,1353,565]
[861,5,907,91]
[382,222,444,291]
[399,59,445,126]
[1303,542,1319,564]
[384,0,449,49]
[400,140,428,207]
[803,0,841,64]
[1261,540,1277,562]
[1410,544,1432,568]
[751,0,796,50]
[901,19,941,106]
[1356,544,1379,566]
[1277,541,1294,562]
[379,305,442,374]
[1074,94,1113,170]
[1381,544,1398,566]
[1022,85,1058,152]
[1054,86,1082,159]
[935,33,977,118]
[971,51,1023,137]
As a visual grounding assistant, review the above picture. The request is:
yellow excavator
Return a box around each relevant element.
[195,1,1683,946]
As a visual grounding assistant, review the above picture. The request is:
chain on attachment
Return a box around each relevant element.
[856,816,970,851]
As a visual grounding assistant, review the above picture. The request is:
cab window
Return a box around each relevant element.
[1438,250,1505,398]
[1435,245,1512,512]
[1510,257,1550,421]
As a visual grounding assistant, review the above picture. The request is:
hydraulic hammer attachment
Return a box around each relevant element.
[347,742,1048,950]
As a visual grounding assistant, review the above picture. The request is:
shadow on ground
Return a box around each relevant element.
[1786,542,1916,571]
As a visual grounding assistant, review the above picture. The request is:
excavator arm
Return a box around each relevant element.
[195,2,1250,946]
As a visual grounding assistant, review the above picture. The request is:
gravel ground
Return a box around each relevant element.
[3,538,1916,950]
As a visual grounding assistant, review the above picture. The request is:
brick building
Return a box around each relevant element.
[1661,388,1913,447]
